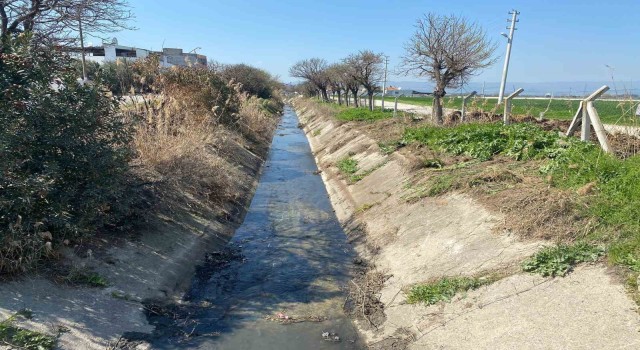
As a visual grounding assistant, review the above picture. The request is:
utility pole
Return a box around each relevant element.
[497,10,519,105]
[381,56,388,110]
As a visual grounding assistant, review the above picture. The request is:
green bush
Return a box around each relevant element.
[219,63,280,99]
[98,55,160,95]
[0,35,135,274]
[71,59,101,80]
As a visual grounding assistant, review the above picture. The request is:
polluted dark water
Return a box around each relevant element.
[139,106,362,349]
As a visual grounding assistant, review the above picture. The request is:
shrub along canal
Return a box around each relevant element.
[130,106,362,349]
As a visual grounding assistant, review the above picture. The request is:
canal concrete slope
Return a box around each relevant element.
[294,99,640,349]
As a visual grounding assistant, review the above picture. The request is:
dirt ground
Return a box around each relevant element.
[296,98,640,349]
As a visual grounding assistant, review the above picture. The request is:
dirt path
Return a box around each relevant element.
[295,99,640,349]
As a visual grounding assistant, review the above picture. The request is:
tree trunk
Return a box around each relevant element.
[350,88,359,107]
[345,90,350,106]
[337,91,343,105]
[432,88,445,124]
[78,17,87,81]
[321,88,329,102]
[368,92,374,111]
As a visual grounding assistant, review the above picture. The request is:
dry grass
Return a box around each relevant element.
[345,268,388,330]
[124,85,280,212]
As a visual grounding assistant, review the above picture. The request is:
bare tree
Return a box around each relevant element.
[1,0,134,63]
[400,13,497,123]
[327,63,349,105]
[57,0,134,79]
[344,50,384,111]
[289,58,330,101]
[1,0,60,37]
[343,66,360,107]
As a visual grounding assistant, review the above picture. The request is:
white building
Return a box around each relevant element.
[77,41,207,68]
[385,86,404,96]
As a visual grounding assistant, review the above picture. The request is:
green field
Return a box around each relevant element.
[377,96,640,125]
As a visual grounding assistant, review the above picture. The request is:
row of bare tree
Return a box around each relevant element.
[290,13,498,123]
[289,50,385,111]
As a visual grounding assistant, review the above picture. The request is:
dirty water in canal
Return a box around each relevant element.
[129,106,363,349]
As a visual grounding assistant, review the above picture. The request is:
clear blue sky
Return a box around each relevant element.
[108,0,640,84]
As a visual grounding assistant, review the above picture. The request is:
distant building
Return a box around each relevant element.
[70,40,207,68]
[385,86,404,96]
[410,90,431,97]
[381,86,432,97]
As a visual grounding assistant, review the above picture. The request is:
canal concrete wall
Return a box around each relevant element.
[293,98,640,350]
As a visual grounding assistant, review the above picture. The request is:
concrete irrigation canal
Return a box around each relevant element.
[127,106,362,349]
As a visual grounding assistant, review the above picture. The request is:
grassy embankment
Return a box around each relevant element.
[377,96,640,125]
[399,121,640,303]
[319,99,640,304]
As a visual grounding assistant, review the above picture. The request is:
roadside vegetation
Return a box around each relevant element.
[0,34,282,276]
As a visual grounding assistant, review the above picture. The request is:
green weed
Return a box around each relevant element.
[62,268,108,287]
[402,122,564,161]
[427,175,456,196]
[407,276,496,305]
[336,107,393,122]
[312,129,322,136]
[522,243,604,277]
[0,313,56,350]
[349,161,388,183]
[378,142,398,155]
[336,157,358,175]
[356,203,376,213]
[423,158,444,169]
[547,143,640,270]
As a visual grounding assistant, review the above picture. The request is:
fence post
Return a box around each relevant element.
[393,96,399,117]
[580,100,591,141]
[566,85,612,153]
[461,91,477,122]
[503,88,524,125]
